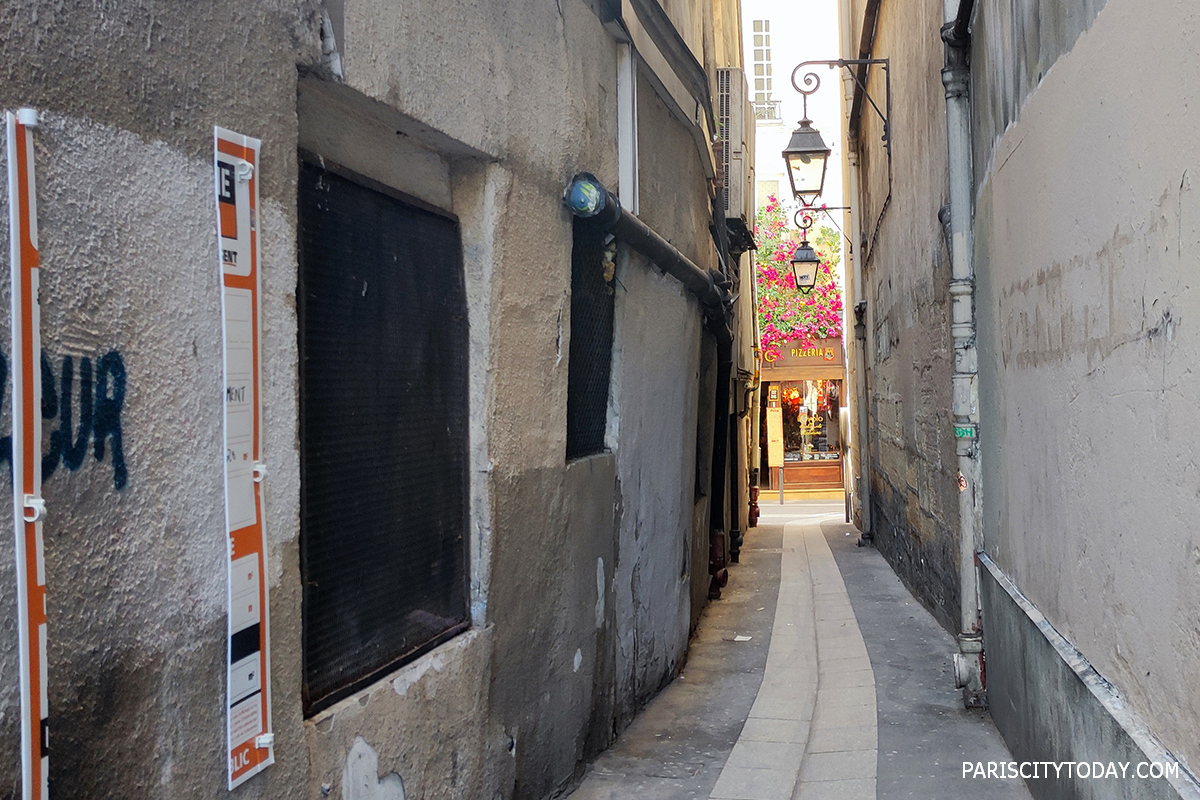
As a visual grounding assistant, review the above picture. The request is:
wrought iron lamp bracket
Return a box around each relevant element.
[792,58,892,156]
[794,204,852,234]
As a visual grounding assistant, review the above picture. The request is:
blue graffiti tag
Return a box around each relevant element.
[0,349,127,490]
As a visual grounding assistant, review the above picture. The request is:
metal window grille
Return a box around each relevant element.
[297,155,470,715]
[565,217,615,459]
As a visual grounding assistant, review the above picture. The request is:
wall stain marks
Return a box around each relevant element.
[997,211,1186,372]
[343,737,406,800]
[595,557,605,629]
[1179,169,1191,267]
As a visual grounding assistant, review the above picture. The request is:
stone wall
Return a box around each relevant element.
[846,0,961,632]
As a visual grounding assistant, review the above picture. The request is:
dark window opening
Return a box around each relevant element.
[297,154,470,716]
[565,217,615,459]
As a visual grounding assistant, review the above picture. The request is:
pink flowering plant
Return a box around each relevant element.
[754,196,844,360]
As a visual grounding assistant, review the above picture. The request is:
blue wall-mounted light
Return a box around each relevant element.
[563,172,609,218]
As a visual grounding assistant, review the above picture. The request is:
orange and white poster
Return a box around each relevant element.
[214,126,273,789]
[8,106,47,800]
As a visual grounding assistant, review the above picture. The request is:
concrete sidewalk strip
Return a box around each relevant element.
[797,750,876,783]
[816,656,869,674]
[724,740,807,770]
[711,766,805,800]
[738,717,811,744]
[790,778,876,799]
[709,513,877,800]
[813,605,857,622]
[818,685,875,709]
[806,724,876,753]
[748,692,816,721]
[815,669,874,689]
[569,502,1030,800]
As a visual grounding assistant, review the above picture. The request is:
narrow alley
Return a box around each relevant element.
[567,501,1031,800]
[3,0,1200,798]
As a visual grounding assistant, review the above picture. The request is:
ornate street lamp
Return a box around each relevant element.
[782,70,828,294]
[782,118,831,202]
[790,237,820,295]
[781,71,832,202]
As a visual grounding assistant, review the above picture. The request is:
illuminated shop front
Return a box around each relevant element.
[760,338,846,490]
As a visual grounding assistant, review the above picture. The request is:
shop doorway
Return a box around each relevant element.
[760,379,845,491]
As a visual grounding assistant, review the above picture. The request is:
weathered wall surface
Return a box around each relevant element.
[970,0,1111,185]
[849,0,960,632]
[610,252,702,728]
[0,0,742,798]
[0,2,314,796]
[974,0,1200,778]
[603,65,714,726]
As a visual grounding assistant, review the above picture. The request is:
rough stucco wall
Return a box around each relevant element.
[314,1,731,799]
[636,72,718,275]
[0,0,317,207]
[974,0,1200,775]
[854,0,960,632]
[610,251,702,727]
[316,2,630,798]
[0,1,313,795]
[306,630,508,800]
[979,567,1185,800]
[26,114,304,799]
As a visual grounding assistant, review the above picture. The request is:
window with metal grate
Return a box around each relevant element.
[565,217,615,459]
[297,155,470,716]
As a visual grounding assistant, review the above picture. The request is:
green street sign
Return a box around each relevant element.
[954,426,975,439]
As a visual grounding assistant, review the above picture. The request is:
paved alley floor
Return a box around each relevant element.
[565,501,1033,800]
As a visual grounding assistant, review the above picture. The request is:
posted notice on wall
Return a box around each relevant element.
[8,107,49,800]
[214,127,274,789]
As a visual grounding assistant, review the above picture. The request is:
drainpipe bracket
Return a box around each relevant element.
[941,62,970,98]
[948,279,974,298]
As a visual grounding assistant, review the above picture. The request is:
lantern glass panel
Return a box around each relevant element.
[787,151,827,199]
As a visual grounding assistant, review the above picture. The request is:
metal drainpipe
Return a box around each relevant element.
[708,331,734,598]
[847,156,871,541]
[941,0,985,708]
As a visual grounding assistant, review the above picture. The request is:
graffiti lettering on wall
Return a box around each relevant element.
[0,350,127,490]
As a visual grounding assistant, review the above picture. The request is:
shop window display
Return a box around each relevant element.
[780,379,841,462]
